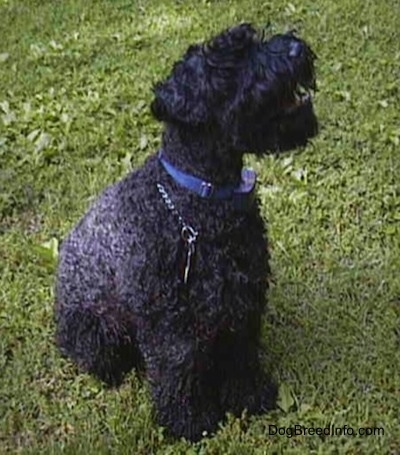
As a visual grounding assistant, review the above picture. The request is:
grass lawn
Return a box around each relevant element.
[1,0,399,453]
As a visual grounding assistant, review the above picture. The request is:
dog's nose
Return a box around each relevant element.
[288,40,303,58]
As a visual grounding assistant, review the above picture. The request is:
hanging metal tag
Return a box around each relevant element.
[181,225,198,284]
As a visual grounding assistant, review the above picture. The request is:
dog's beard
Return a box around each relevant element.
[236,99,318,154]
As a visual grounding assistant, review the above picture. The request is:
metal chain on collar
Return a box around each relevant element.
[156,183,199,285]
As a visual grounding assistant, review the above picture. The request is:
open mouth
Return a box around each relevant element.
[294,85,312,105]
[284,84,314,113]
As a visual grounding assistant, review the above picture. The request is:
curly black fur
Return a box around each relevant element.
[55,23,318,441]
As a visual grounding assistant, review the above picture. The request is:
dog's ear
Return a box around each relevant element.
[204,23,257,69]
[151,46,209,125]
[151,24,257,125]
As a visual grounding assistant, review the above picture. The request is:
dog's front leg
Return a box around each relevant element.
[141,337,222,442]
[217,317,277,417]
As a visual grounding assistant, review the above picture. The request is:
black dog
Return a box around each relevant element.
[55,23,317,441]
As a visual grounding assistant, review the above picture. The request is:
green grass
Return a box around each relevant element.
[1,0,399,453]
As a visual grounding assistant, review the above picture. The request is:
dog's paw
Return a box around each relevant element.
[258,379,278,412]
[220,375,278,416]
[158,405,222,442]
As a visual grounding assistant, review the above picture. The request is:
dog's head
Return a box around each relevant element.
[151,23,318,153]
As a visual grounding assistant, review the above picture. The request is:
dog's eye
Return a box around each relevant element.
[265,37,288,55]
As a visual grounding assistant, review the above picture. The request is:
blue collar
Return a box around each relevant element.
[158,151,256,211]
